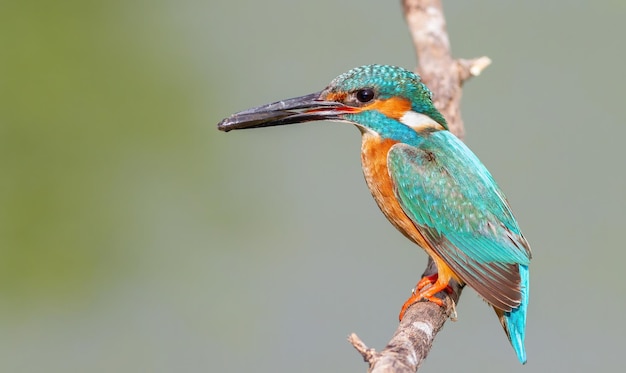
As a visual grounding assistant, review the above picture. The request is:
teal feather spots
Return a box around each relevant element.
[388,132,530,262]
[387,131,531,311]
[326,65,448,129]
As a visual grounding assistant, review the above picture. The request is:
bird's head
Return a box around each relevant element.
[217,65,447,142]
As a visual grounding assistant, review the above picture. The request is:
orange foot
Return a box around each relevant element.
[416,273,439,291]
[398,274,454,321]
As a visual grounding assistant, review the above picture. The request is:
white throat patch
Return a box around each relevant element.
[399,111,444,132]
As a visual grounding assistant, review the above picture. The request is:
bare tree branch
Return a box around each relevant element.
[403,0,490,139]
[349,1,490,371]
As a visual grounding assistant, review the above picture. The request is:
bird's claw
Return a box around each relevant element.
[398,274,454,321]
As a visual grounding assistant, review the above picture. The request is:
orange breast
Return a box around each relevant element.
[361,134,426,245]
[360,133,461,283]
[360,135,442,257]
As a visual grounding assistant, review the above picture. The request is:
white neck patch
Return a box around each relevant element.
[399,111,444,132]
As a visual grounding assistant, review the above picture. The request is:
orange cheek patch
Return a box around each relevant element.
[362,97,412,119]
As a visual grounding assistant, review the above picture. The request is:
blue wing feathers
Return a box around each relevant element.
[388,131,531,265]
[387,130,530,362]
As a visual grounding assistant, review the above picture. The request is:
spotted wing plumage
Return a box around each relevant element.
[387,131,531,311]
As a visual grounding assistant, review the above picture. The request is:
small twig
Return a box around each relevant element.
[459,56,492,78]
[349,333,379,363]
[349,1,490,371]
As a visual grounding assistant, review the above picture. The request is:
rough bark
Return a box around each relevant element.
[349,1,491,371]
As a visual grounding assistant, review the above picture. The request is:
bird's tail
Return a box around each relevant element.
[494,264,529,364]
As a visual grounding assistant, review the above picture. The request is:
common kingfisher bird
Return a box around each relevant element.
[217,65,532,364]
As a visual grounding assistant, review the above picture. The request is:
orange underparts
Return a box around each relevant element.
[360,132,459,322]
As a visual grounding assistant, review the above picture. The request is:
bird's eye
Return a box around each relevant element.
[356,88,375,103]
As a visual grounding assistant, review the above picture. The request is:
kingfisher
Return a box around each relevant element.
[217,65,531,364]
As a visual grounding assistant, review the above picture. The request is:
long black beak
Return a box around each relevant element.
[217,92,351,132]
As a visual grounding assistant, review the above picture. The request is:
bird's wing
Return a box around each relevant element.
[387,131,531,311]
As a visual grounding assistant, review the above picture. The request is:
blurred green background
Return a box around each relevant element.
[1,0,624,372]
